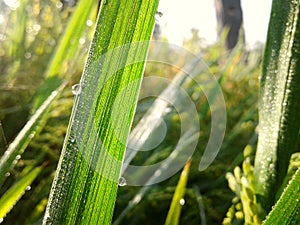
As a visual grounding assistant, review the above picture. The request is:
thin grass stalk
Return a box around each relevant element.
[0,166,42,220]
[164,161,191,225]
[0,122,7,156]
[0,83,66,187]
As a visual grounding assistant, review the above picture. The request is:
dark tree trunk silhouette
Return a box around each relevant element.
[214,0,244,50]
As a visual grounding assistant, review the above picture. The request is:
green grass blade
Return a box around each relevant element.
[33,0,96,110]
[0,83,66,187]
[0,166,42,220]
[164,161,191,225]
[43,1,159,224]
[193,186,207,225]
[8,0,29,62]
[254,0,300,212]
[44,0,95,79]
[263,168,300,225]
[0,121,7,156]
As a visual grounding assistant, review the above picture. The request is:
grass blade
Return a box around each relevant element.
[33,0,96,110]
[254,0,300,212]
[263,168,300,225]
[164,160,191,225]
[44,0,95,79]
[0,122,7,156]
[0,166,42,220]
[0,83,66,187]
[43,0,159,224]
[8,0,29,64]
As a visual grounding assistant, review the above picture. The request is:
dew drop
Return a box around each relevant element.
[79,38,86,45]
[25,185,31,191]
[269,163,275,170]
[72,84,81,95]
[118,177,126,187]
[179,198,185,206]
[86,20,93,27]
[154,170,161,177]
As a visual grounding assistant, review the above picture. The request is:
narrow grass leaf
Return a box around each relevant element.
[193,186,207,225]
[0,83,66,187]
[8,0,29,64]
[263,168,300,225]
[254,0,300,212]
[44,0,95,79]
[43,1,159,224]
[165,160,191,225]
[33,0,95,110]
[0,166,42,220]
[0,122,7,156]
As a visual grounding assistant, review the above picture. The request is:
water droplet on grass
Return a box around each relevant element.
[86,20,93,27]
[72,84,81,95]
[79,38,86,45]
[154,170,161,177]
[179,198,185,205]
[26,186,31,191]
[118,177,126,187]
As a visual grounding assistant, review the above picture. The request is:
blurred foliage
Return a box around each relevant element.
[0,1,289,224]
[113,31,262,224]
[0,0,93,224]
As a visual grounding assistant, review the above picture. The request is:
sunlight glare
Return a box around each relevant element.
[157,0,272,48]
[4,0,20,10]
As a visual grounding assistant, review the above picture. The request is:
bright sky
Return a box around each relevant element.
[157,0,273,48]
